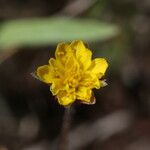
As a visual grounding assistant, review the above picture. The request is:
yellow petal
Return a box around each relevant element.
[49,58,59,69]
[37,65,54,83]
[70,40,92,70]
[70,40,85,53]
[65,55,79,74]
[55,42,69,57]
[88,58,108,78]
[50,79,71,95]
[65,54,75,69]
[93,78,101,89]
[49,58,64,76]
[50,79,62,95]
[76,86,92,103]
[80,92,96,105]
[57,91,76,106]
[55,42,70,65]
[80,73,101,89]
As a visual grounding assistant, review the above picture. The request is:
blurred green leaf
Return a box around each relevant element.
[0,17,119,48]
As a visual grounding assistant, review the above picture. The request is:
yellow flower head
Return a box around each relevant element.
[36,40,108,106]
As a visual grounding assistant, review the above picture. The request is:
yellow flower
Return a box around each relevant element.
[36,40,108,106]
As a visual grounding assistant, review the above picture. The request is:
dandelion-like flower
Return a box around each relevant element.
[36,40,108,106]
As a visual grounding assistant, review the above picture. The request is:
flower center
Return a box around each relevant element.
[68,78,78,87]
[67,73,81,88]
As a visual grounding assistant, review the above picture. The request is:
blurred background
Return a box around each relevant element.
[0,0,150,149]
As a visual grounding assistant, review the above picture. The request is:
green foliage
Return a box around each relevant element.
[0,17,119,49]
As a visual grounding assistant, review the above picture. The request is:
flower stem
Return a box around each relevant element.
[58,106,72,150]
